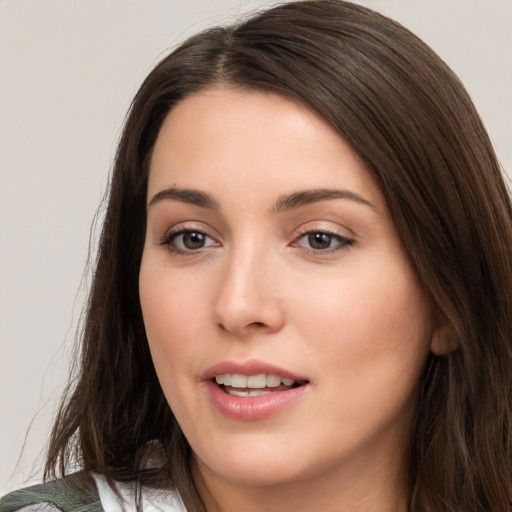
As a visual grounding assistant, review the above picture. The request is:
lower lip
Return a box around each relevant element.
[204,380,308,421]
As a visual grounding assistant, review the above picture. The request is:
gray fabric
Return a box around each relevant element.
[0,475,102,512]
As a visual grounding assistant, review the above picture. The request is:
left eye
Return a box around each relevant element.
[169,230,216,251]
[296,232,351,251]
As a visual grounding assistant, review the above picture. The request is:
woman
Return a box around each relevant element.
[2,0,511,511]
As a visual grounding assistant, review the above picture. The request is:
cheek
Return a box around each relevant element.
[292,254,431,390]
[290,266,430,452]
[139,258,205,389]
[139,270,210,435]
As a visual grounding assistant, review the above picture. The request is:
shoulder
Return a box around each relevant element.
[0,474,186,512]
[0,473,101,512]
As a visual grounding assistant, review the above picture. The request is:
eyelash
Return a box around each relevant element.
[292,229,354,254]
[159,227,218,255]
[159,227,354,256]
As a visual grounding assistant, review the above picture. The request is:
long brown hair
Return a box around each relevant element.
[45,1,512,510]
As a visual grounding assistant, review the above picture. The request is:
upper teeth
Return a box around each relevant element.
[215,373,296,388]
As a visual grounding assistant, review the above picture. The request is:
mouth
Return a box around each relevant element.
[213,373,309,397]
[204,361,310,420]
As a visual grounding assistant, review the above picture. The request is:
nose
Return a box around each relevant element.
[212,244,285,337]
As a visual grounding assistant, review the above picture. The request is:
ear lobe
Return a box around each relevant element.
[430,323,458,355]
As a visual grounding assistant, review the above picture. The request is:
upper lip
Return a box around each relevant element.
[202,359,308,382]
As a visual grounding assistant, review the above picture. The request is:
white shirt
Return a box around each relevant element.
[92,474,186,512]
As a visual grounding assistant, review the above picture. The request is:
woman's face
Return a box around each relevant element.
[139,88,437,492]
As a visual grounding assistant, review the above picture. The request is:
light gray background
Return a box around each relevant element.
[1,0,511,495]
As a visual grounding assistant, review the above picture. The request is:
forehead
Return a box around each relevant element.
[148,87,382,209]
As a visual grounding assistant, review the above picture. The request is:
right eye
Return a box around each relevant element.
[164,229,218,253]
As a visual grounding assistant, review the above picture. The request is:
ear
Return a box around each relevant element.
[430,323,458,355]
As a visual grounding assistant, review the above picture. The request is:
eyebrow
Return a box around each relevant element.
[148,187,376,213]
[148,188,219,210]
[273,188,376,213]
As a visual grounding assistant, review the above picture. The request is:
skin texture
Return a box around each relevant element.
[139,88,442,512]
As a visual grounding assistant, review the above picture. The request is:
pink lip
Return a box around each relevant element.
[202,359,310,421]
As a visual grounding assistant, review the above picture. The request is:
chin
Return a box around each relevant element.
[199,457,308,488]
[192,436,325,489]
